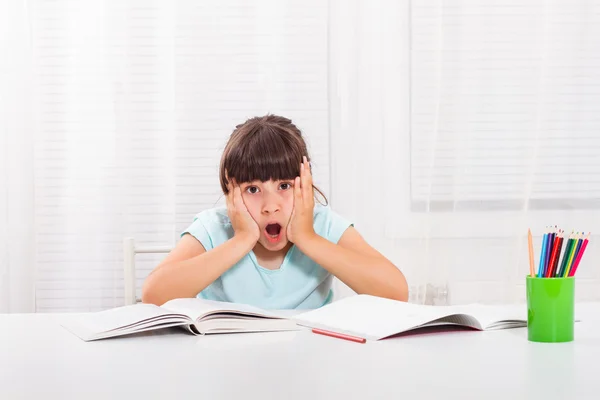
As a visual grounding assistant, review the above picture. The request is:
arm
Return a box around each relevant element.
[295,228,408,301]
[142,179,260,306]
[288,156,408,302]
[141,233,256,306]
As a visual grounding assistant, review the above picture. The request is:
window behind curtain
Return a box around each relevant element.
[410,0,600,212]
[32,0,330,311]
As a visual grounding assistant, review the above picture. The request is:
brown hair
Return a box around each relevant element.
[219,114,328,205]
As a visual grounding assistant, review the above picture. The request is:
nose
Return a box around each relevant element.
[261,191,280,215]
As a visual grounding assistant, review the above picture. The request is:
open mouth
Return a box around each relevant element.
[264,223,282,243]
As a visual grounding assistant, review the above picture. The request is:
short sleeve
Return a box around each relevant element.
[314,205,354,244]
[181,211,215,251]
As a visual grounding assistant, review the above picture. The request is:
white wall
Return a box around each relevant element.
[328,0,600,305]
[3,0,599,311]
[0,0,36,313]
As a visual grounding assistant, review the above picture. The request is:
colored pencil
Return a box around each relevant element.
[560,233,577,278]
[542,228,554,277]
[557,231,574,278]
[569,233,590,277]
[538,229,548,277]
[543,229,555,277]
[530,228,589,278]
[564,233,582,277]
[312,328,366,343]
[546,230,561,278]
[528,229,535,277]
[542,229,553,277]
[549,231,564,278]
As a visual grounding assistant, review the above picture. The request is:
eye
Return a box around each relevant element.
[279,182,292,190]
[245,186,260,194]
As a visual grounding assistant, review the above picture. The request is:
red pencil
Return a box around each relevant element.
[546,230,561,278]
[550,234,564,277]
[312,328,366,343]
[569,233,590,277]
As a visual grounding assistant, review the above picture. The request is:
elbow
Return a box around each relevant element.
[385,264,409,302]
[141,277,163,306]
[381,282,408,302]
[371,287,408,303]
[141,292,158,306]
[361,259,410,302]
[390,288,409,302]
[395,272,409,302]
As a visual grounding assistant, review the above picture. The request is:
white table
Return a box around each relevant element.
[2,304,600,400]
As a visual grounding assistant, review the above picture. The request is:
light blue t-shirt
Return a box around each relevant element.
[181,204,353,310]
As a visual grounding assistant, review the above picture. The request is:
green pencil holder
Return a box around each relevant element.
[526,276,575,343]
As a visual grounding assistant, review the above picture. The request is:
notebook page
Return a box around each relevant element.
[62,303,185,335]
[295,295,462,340]
[161,298,281,321]
[419,314,482,330]
[447,304,526,330]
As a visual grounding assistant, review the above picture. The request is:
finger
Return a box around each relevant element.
[301,157,312,202]
[233,183,241,202]
[300,161,306,203]
[225,170,232,193]
[294,176,302,206]
[287,204,295,235]
[225,181,233,207]
[304,156,312,181]
[233,184,247,211]
[228,178,236,197]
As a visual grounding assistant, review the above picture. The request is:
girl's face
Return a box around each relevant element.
[240,179,295,251]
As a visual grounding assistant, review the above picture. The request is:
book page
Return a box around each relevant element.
[295,294,466,340]
[296,295,528,339]
[423,314,482,330]
[62,303,188,335]
[447,303,527,330]
[161,298,282,321]
[194,318,300,334]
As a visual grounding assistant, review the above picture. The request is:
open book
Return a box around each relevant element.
[62,298,299,341]
[295,294,527,341]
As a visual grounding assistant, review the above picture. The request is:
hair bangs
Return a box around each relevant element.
[220,123,304,190]
[219,114,327,204]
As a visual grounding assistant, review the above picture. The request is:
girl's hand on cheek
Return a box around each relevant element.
[287,156,316,245]
[226,176,260,244]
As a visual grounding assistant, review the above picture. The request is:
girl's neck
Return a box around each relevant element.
[252,241,293,270]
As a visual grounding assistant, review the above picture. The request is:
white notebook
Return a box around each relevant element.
[62,298,299,341]
[295,294,527,341]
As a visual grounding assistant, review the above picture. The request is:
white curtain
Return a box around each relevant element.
[2,0,600,312]
[327,0,413,301]
[423,0,600,303]
[0,1,36,313]
[1,0,330,312]
[330,0,600,305]
[403,0,600,304]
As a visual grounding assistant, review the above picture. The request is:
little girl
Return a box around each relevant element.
[142,115,408,309]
